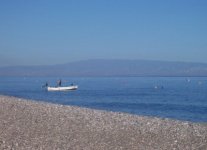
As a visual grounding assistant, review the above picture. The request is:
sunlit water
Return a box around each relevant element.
[0,77,207,122]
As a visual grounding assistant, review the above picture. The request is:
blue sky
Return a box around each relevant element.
[0,0,207,66]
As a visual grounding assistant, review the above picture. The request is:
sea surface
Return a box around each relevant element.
[0,77,207,122]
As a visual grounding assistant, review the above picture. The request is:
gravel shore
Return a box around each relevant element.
[0,95,207,150]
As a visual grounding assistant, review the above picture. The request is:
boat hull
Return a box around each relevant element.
[47,85,78,91]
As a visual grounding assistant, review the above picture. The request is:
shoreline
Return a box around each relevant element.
[0,95,207,149]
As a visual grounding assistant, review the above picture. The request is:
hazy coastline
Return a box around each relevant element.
[1,59,207,77]
[0,95,207,149]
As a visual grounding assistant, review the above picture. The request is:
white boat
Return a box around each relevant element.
[47,85,78,91]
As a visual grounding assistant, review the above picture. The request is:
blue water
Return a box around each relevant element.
[0,77,207,122]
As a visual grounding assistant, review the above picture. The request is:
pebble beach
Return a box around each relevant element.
[0,95,207,150]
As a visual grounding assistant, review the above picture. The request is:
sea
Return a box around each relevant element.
[0,77,207,122]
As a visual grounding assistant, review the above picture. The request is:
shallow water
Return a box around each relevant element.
[0,77,207,122]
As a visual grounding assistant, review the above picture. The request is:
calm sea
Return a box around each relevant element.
[0,77,207,122]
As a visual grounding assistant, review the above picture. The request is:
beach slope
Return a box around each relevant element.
[0,95,207,149]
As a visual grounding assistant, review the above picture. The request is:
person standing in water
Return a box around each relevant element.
[42,82,48,88]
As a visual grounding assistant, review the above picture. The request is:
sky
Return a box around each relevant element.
[0,0,207,66]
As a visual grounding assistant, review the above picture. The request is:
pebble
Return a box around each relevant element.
[0,95,207,150]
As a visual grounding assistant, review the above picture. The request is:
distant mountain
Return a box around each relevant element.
[1,59,207,77]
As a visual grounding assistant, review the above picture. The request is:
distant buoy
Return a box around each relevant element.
[154,85,164,89]
[186,78,191,82]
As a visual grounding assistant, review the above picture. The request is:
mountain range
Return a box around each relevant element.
[1,59,207,77]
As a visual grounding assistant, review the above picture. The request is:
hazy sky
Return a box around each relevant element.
[0,0,207,66]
